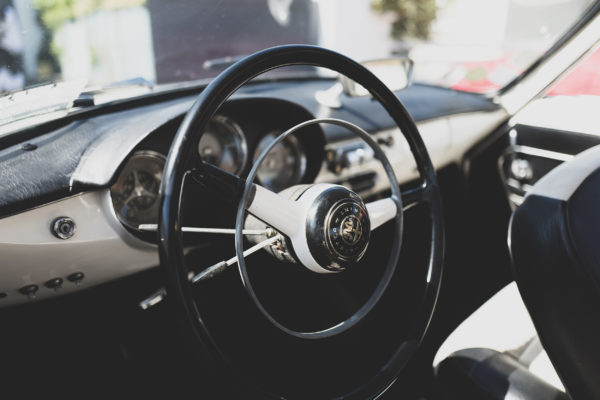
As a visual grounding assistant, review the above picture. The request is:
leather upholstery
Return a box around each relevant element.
[435,348,567,400]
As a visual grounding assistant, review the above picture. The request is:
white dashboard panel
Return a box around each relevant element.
[511,96,600,136]
[0,190,158,306]
[0,109,506,307]
[315,109,507,196]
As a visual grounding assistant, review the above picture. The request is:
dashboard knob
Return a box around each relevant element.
[19,284,38,298]
[44,278,63,290]
[67,272,85,285]
[510,158,534,182]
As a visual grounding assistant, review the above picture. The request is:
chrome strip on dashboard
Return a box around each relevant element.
[512,144,574,162]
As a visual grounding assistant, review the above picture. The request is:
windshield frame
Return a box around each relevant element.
[495,0,600,96]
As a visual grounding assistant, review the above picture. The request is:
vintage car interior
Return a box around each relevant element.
[2,0,600,398]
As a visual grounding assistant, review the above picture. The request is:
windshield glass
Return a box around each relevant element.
[0,0,595,95]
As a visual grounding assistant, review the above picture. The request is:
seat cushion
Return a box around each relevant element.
[433,282,565,392]
[435,348,567,400]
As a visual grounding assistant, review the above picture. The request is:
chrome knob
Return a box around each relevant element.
[510,158,534,182]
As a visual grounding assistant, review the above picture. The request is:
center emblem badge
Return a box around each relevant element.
[340,215,363,245]
[325,200,370,261]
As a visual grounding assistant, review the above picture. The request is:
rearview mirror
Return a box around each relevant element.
[340,57,414,97]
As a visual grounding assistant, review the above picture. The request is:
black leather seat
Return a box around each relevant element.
[431,282,567,400]
[434,347,567,400]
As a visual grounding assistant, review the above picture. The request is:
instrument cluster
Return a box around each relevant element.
[110,111,318,231]
[196,115,308,192]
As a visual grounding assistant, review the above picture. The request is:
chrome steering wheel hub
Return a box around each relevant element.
[327,199,369,260]
[303,185,371,272]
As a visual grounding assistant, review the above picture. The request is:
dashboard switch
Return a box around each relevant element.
[19,284,38,298]
[377,136,394,147]
[21,143,37,151]
[44,278,63,290]
[326,144,374,174]
[67,272,85,285]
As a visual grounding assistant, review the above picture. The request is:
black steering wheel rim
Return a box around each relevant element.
[159,45,444,399]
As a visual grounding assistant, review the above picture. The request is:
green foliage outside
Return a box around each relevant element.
[33,0,146,31]
[31,0,146,80]
[372,0,437,40]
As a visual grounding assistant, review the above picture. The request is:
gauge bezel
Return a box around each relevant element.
[110,150,166,230]
[197,114,248,175]
[254,131,307,192]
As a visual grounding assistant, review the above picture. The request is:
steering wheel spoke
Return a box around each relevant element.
[247,185,303,237]
[138,223,269,236]
[366,197,398,230]
[365,183,430,230]
[401,183,431,210]
[188,160,303,237]
[188,160,247,207]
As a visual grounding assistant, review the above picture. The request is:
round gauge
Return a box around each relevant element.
[198,115,247,174]
[110,150,166,229]
[254,132,307,192]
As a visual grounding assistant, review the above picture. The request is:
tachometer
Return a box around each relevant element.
[110,150,166,229]
[198,115,247,174]
[254,132,307,192]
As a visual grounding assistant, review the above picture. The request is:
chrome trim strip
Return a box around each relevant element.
[513,145,574,162]
[506,178,533,193]
[509,193,525,206]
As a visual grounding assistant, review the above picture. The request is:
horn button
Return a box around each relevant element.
[304,186,371,272]
[326,200,370,260]
[246,184,372,273]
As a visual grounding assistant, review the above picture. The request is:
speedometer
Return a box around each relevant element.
[198,115,247,174]
[110,150,166,229]
[254,132,307,192]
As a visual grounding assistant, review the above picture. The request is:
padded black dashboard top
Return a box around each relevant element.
[0,80,498,218]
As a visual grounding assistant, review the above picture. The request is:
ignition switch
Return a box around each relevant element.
[51,217,76,239]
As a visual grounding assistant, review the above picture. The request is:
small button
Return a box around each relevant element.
[0,293,7,299]
[66,272,85,285]
[21,143,37,151]
[44,278,63,290]
[19,284,39,298]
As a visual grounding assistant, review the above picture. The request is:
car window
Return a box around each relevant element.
[0,0,595,94]
[408,0,596,93]
[546,45,600,96]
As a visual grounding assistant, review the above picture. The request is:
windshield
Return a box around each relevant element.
[0,0,595,95]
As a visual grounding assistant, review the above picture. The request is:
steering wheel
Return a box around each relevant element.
[158,45,444,398]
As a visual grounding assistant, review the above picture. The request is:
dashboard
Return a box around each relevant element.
[0,79,504,306]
